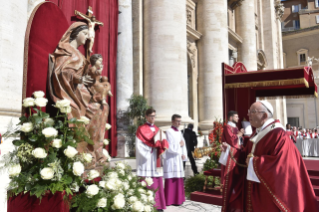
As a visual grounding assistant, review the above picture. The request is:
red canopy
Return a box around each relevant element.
[222,62,318,122]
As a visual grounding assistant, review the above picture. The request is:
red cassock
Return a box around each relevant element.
[223,126,319,212]
[221,125,247,212]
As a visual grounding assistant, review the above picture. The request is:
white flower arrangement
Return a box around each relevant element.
[4,90,156,212]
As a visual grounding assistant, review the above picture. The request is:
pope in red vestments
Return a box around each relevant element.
[221,101,319,212]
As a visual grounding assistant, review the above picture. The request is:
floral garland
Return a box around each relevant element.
[2,91,157,212]
[207,120,226,167]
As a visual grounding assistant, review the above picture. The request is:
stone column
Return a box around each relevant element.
[197,0,228,130]
[144,0,192,127]
[0,1,28,209]
[132,0,143,95]
[235,0,257,71]
[261,0,278,69]
[28,0,45,19]
[116,0,133,157]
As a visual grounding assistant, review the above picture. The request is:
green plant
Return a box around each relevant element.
[184,173,206,198]
[126,95,151,156]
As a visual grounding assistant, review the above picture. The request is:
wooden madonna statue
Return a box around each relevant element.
[47,8,112,175]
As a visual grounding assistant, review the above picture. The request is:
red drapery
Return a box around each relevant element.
[24,0,118,156]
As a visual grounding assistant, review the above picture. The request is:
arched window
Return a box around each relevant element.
[297,49,308,66]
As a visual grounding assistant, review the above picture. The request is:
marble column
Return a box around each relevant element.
[116,0,133,157]
[197,0,228,130]
[28,0,45,19]
[0,1,28,210]
[261,0,279,69]
[235,0,257,71]
[144,0,192,127]
[132,0,143,95]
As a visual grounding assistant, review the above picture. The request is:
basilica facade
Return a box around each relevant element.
[0,0,285,157]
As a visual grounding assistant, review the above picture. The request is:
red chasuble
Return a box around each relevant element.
[136,124,169,167]
[246,127,318,212]
[221,125,246,212]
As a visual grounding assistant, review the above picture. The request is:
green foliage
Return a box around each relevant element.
[126,95,151,156]
[203,158,218,171]
[184,173,206,198]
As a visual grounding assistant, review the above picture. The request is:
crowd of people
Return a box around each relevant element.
[287,123,319,139]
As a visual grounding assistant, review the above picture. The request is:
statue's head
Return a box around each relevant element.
[69,25,89,46]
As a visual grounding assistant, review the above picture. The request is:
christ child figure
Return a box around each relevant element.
[75,12,103,53]
[88,54,112,105]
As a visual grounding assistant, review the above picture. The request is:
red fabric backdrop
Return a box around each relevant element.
[25,0,118,156]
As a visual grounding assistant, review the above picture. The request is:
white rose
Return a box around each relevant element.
[60,105,72,114]
[132,201,144,212]
[116,162,125,170]
[82,153,93,163]
[72,161,85,176]
[122,182,130,190]
[105,179,117,190]
[51,139,62,148]
[138,188,145,194]
[64,146,78,158]
[55,99,71,109]
[32,148,47,158]
[44,118,55,126]
[40,167,54,180]
[146,190,154,197]
[86,184,99,198]
[8,164,21,177]
[144,205,152,212]
[114,179,123,188]
[99,181,106,188]
[88,170,100,180]
[141,181,146,187]
[103,139,109,145]
[127,189,134,196]
[105,123,112,130]
[145,177,154,187]
[140,194,148,202]
[34,97,48,107]
[21,122,34,133]
[112,194,125,209]
[128,175,132,181]
[42,127,58,138]
[71,182,79,192]
[147,195,155,204]
[103,149,111,161]
[128,196,138,203]
[33,91,45,98]
[22,97,35,108]
[97,198,107,208]
[78,116,90,125]
[108,172,118,179]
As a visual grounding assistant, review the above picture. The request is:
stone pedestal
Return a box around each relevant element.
[235,0,257,71]
[197,0,228,130]
[116,0,133,157]
[144,0,192,127]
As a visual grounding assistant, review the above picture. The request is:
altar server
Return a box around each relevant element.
[136,108,169,211]
[163,114,187,206]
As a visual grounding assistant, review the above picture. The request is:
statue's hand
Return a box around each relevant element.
[82,75,94,86]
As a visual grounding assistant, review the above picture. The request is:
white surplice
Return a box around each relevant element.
[136,126,163,177]
[163,128,188,179]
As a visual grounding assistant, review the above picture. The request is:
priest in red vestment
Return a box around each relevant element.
[135,108,169,212]
[219,111,246,211]
[221,101,319,212]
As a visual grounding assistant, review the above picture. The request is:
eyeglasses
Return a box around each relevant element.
[248,109,266,114]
